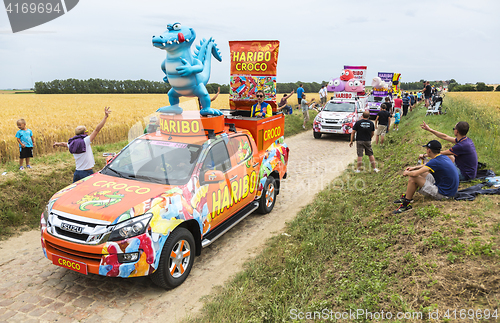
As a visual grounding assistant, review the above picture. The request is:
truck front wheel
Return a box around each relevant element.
[313,131,322,139]
[150,228,195,289]
[258,176,277,214]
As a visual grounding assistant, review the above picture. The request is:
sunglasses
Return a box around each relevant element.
[256,95,264,98]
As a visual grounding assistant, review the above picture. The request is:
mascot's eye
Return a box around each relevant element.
[349,81,354,86]
[173,23,182,31]
[341,71,346,76]
[346,71,351,76]
[354,80,360,86]
[328,80,334,86]
[333,79,341,86]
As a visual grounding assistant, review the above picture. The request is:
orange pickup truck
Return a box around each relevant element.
[41,110,289,289]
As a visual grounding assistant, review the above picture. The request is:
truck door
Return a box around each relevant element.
[200,140,236,229]
[226,134,259,213]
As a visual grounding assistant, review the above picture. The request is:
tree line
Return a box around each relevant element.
[37,78,498,95]
[33,78,330,95]
[448,81,499,92]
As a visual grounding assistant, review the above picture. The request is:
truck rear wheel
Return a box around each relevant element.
[313,131,322,139]
[150,227,195,289]
[258,176,277,214]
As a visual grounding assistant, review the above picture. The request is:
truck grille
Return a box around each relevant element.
[47,210,112,245]
[322,125,342,130]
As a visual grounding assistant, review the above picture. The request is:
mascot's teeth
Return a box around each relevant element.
[167,41,172,45]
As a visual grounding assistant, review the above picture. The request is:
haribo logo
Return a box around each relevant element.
[3,0,79,33]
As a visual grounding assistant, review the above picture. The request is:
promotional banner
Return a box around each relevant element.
[229,40,280,110]
[343,65,367,86]
[375,72,394,96]
[378,72,394,85]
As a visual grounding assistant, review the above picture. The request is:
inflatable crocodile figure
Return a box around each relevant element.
[152,23,222,116]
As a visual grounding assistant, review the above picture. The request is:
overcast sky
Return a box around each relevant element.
[0,0,499,89]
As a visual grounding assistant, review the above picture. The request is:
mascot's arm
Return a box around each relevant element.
[161,60,169,84]
[176,58,203,77]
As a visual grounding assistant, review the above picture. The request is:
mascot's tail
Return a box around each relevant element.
[195,37,222,85]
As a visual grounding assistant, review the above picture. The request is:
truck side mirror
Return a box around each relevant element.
[204,170,225,183]
[103,152,116,164]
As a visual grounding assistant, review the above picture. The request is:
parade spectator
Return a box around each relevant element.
[296,84,304,107]
[402,93,410,116]
[278,90,294,115]
[393,109,401,131]
[15,118,34,170]
[423,81,432,107]
[319,85,327,106]
[417,91,422,102]
[53,107,111,182]
[420,121,478,181]
[251,90,272,118]
[393,95,403,114]
[393,140,459,214]
[384,97,392,114]
[349,111,379,173]
[409,92,416,111]
[374,104,391,145]
[198,86,220,110]
[300,93,315,129]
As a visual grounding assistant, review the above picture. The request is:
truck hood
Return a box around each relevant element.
[49,173,175,223]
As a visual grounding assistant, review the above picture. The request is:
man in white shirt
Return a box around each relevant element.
[54,107,111,182]
[319,85,327,106]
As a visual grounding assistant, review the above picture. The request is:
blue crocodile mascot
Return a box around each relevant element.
[152,23,223,116]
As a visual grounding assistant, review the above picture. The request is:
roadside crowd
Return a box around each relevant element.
[347,81,479,214]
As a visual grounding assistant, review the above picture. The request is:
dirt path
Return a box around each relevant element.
[0,131,356,323]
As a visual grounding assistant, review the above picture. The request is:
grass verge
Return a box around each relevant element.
[186,99,500,322]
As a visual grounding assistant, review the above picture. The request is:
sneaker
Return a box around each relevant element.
[393,202,413,214]
[393,194,413,204]
[26,165,32,169]
[373,168,380,173]
[354,169,361,173]
[19,166,24,170]
[302,125,306,129]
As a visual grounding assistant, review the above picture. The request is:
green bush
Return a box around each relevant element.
[476,82,493,91]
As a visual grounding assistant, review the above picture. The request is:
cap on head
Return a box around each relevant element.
[423,140,442,151]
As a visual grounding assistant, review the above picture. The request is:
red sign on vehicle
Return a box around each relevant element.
[52,255,88,275]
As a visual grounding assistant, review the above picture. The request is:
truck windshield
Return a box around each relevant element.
[101,139,202,185]
[323,102,355,113]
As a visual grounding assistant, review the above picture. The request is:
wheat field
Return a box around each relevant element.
[445,92,500,115]
[0,92,321,162]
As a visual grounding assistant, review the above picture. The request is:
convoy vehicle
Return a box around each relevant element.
[41,110,289,289]
[312,94,365,139]
[367,94,389,119]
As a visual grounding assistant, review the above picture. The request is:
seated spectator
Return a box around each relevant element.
[420,121,478,180]
[394,140,459,214]
[278,91,294,115]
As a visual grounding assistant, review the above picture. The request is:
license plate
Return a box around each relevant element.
[52,255,88,275]
[60,222,84,234]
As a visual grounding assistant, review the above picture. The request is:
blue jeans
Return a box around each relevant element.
[73,169,94,183]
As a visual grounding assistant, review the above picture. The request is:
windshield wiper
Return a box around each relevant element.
[134,174,169,185]
[104,166,127,179]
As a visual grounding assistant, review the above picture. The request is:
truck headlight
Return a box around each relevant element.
[315,116,323,123]
[108,213,152,241]
[343,117,352,123]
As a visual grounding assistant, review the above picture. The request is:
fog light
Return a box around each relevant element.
[117,252,140,263]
